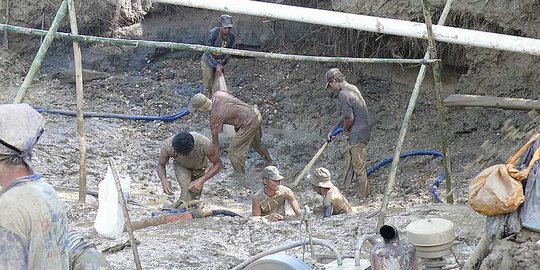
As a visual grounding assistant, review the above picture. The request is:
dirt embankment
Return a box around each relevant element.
[1,0,539,269]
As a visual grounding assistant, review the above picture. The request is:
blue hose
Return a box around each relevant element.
[35,107,190,122]
[366,150,446,203]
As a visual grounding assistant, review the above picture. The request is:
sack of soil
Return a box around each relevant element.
[468,132,540,216]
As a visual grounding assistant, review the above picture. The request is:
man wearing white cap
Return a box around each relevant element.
[0,103,69,269]
[325,68,371,198]
[252,166,302,221]
[189,91,272,175]
[311,167,352,218]
[201,14,236,95]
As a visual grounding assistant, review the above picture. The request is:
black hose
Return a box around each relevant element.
[211,209,243,218]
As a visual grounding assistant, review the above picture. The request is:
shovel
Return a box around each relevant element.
[293,128,344,187]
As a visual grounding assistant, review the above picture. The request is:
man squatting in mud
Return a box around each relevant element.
[310,167,352,218]
[189,91,272,175]
[158,131,223,202]
[252,166,303,221]
[325,68,372,198]
[201,14,235,95]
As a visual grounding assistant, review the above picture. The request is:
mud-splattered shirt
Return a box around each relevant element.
[209,91,257,132]
[202,27,236,68]
[162,132,211,170]
[0,174,69,270]
[333,84,371,145]
[253,186,295,216]
[325,187,353,216]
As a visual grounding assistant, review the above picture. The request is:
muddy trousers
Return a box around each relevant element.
[71,248,112,270]
[201,57,228,96]
[342,143,369,198]
[228,111,272,174]
[173,164,206,201]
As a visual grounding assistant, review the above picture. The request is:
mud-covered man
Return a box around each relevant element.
[325,68,371,198]
[252,166,302,221]
[310,167,352,218]
[158,131,223,201]
[0,103,69,269]
[189,91,272,175]
[201,14,236,95]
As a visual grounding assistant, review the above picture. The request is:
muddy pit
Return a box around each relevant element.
[1,0,539,269]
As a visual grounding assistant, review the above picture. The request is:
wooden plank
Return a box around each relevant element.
[444,94,540,110]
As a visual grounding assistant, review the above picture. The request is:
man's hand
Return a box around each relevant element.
[215,64,224,76]
[161,180,173,195]
[268,213,284,222]
[188,179,204,193]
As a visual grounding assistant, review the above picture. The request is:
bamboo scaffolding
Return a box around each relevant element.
[445,94,540,110]
[377,0,455,229]
[154,0,540,56]
[108,158,142,270]
[12,0,68,104]
[0,23,438,65]
[67,0,88,203]
[3,0,9,49]
[422,0,454,203]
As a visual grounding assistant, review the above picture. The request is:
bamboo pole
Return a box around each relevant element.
[108,158,142,270]
[0,24,438,65]
[67,0,88,203]
[12,0,68,104]
[377,0,455,229]
[444,94,540,110]
[154,0,540,56]
[422,0,453,203]
[3,0,9,49]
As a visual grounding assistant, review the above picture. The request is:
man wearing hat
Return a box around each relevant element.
[0,103,69,269]
[252,166,302,221]
[201,14,236,95]
[325,68,371,198]
[311,167,352,218]
[157,131,223,202]
[189,91,272,175]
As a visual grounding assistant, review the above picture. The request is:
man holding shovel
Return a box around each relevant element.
[325,68,371,198]
[189,91,272,175]
[201,14,236,95]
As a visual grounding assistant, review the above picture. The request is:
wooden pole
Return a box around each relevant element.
[67,0,88,203]
[422,0,454,203]
[108,158,143,270]
[444,94,540,110]
[2,0,9,49]
[0,24,438,65]
[12,0,68,104]
[377,0,455,229]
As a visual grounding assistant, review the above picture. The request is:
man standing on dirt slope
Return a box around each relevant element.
[252,166,302,222]
[325,68,372,198]
[201,14,236,95]
[0,103,69,269]
[189,91,272,175]
[158,131,223,202]
[310,167,352,217]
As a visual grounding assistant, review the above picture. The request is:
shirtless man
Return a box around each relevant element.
[252,166,302,221]
[310,167,352,218]
[189,91,272,174]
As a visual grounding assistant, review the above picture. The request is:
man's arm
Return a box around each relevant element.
[157,145,173,195]
[285,191,303,217]
[188,146,224,193]
[0,228,27,269]
[252,198,262,216]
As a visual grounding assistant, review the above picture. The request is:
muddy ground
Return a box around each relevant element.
[1,0,539,269]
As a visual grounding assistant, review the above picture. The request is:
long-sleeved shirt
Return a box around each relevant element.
[202,27,236,68]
